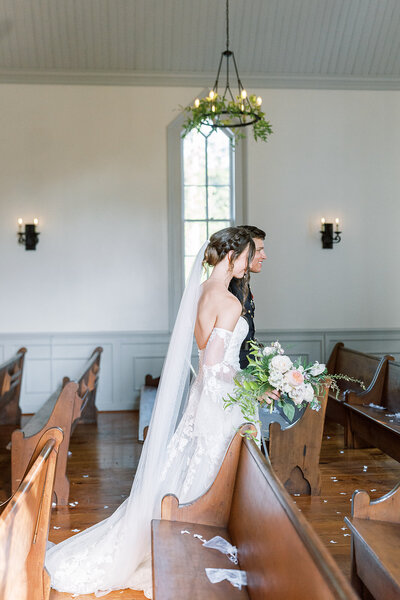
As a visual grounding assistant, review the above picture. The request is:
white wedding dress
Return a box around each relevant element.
[46,315,252,598]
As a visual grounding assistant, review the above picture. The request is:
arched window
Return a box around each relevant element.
[182,125,234,282]
[167,112,246,328]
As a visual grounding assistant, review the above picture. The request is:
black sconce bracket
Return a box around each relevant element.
[18,224,40,251]
[320,223,341,249]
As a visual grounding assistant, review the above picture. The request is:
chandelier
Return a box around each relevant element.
[182,0,272,142]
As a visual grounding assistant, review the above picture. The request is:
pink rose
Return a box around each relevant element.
[285,369,304,387]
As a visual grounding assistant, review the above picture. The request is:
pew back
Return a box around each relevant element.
[0,347,26,425]
[0,427,63,600]
[328,344,384,393]
[228,439,357,600]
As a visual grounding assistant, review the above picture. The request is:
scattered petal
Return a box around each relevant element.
[341,527,347,530]
[370,489,376,492]
[294,494,300,497]
[327,436,331,439]
[339,450,344,454]
[68,451,72,456]
[68,503,75,507]
[181,530,190,535]
[82,475,89,478]
[52,502,56,508]
[104,505,109,509]
[340,492,346,495]
[344,534,351,537]
[336,511,342,514]
[53,526,61,529]
[329,540,337,544]
[323,500,328,503]
[363,466,368,471]
[71,529,81,532]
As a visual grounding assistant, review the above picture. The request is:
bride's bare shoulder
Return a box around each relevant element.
[199,280,241,319]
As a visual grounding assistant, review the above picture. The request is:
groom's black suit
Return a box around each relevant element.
[228,278,255,370]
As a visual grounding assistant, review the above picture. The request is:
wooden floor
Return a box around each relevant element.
[1,412,400,598]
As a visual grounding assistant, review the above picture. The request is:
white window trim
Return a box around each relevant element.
[167,102,247,330]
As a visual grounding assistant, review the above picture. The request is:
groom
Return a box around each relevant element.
[229,225,266,369]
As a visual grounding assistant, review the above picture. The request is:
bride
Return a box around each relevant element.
[46,226,257,598]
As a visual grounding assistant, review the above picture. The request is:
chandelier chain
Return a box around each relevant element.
[226,0,229,51]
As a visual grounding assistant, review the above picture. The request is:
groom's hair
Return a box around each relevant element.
[239,225,266,240]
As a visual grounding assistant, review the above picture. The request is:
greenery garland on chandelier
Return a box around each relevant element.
[181,0,273,143]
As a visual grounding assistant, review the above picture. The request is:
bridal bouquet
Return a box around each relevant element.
[224,340,365,430]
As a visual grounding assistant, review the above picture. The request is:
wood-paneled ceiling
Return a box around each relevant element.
[1,0,400,88]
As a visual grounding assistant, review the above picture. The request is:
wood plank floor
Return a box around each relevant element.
[1,412,400,598]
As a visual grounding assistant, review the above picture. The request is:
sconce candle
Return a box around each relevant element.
[335,218,340,232]
[320,217,326,232]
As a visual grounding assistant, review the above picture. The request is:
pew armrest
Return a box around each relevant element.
[350,482,400,523]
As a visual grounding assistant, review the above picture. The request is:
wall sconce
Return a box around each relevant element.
[17,218,40,251]
[320,218,342,249]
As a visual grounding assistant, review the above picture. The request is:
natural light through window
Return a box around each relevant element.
[182,124,234,281]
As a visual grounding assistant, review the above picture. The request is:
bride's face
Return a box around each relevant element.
[231,244,250,278]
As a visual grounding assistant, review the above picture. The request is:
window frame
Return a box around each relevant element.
[167,104,247,329]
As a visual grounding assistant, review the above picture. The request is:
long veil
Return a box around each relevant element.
[46,240,209,597]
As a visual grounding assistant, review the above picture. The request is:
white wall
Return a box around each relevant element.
[0,84,196,333]
[1,83,400,410]
[248,89,400,330]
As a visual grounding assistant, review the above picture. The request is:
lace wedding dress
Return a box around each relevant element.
[45,315,253,598]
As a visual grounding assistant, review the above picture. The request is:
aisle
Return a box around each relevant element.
[47,412,145,599]
[296,420,400,577]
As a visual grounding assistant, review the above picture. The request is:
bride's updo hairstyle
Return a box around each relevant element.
[203,227,255,310]
[203,226,254,269]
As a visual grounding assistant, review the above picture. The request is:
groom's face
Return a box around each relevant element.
[249,238,267,273]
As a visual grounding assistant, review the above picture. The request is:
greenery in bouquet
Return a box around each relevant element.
[224,340,365,433]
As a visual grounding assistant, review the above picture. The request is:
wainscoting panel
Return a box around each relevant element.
[0,329,399,413]
[257,331,325,364]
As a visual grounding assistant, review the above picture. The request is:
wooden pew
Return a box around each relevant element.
[344,360,400,462]
[0,347,26,425]
[326,343,393,426]
[152,426,358,600]
[64,346,102,426]
[267,384,329,495]
[344,481,400,600]
[0,426,63,600]
[11,382,80,505]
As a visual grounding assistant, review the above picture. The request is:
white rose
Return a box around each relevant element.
[288,386,305,405]
[268,368,284,388]
[262,346,275,357]
[310,362,326,376]
[270,355,293,373]
[303,383,315,403]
